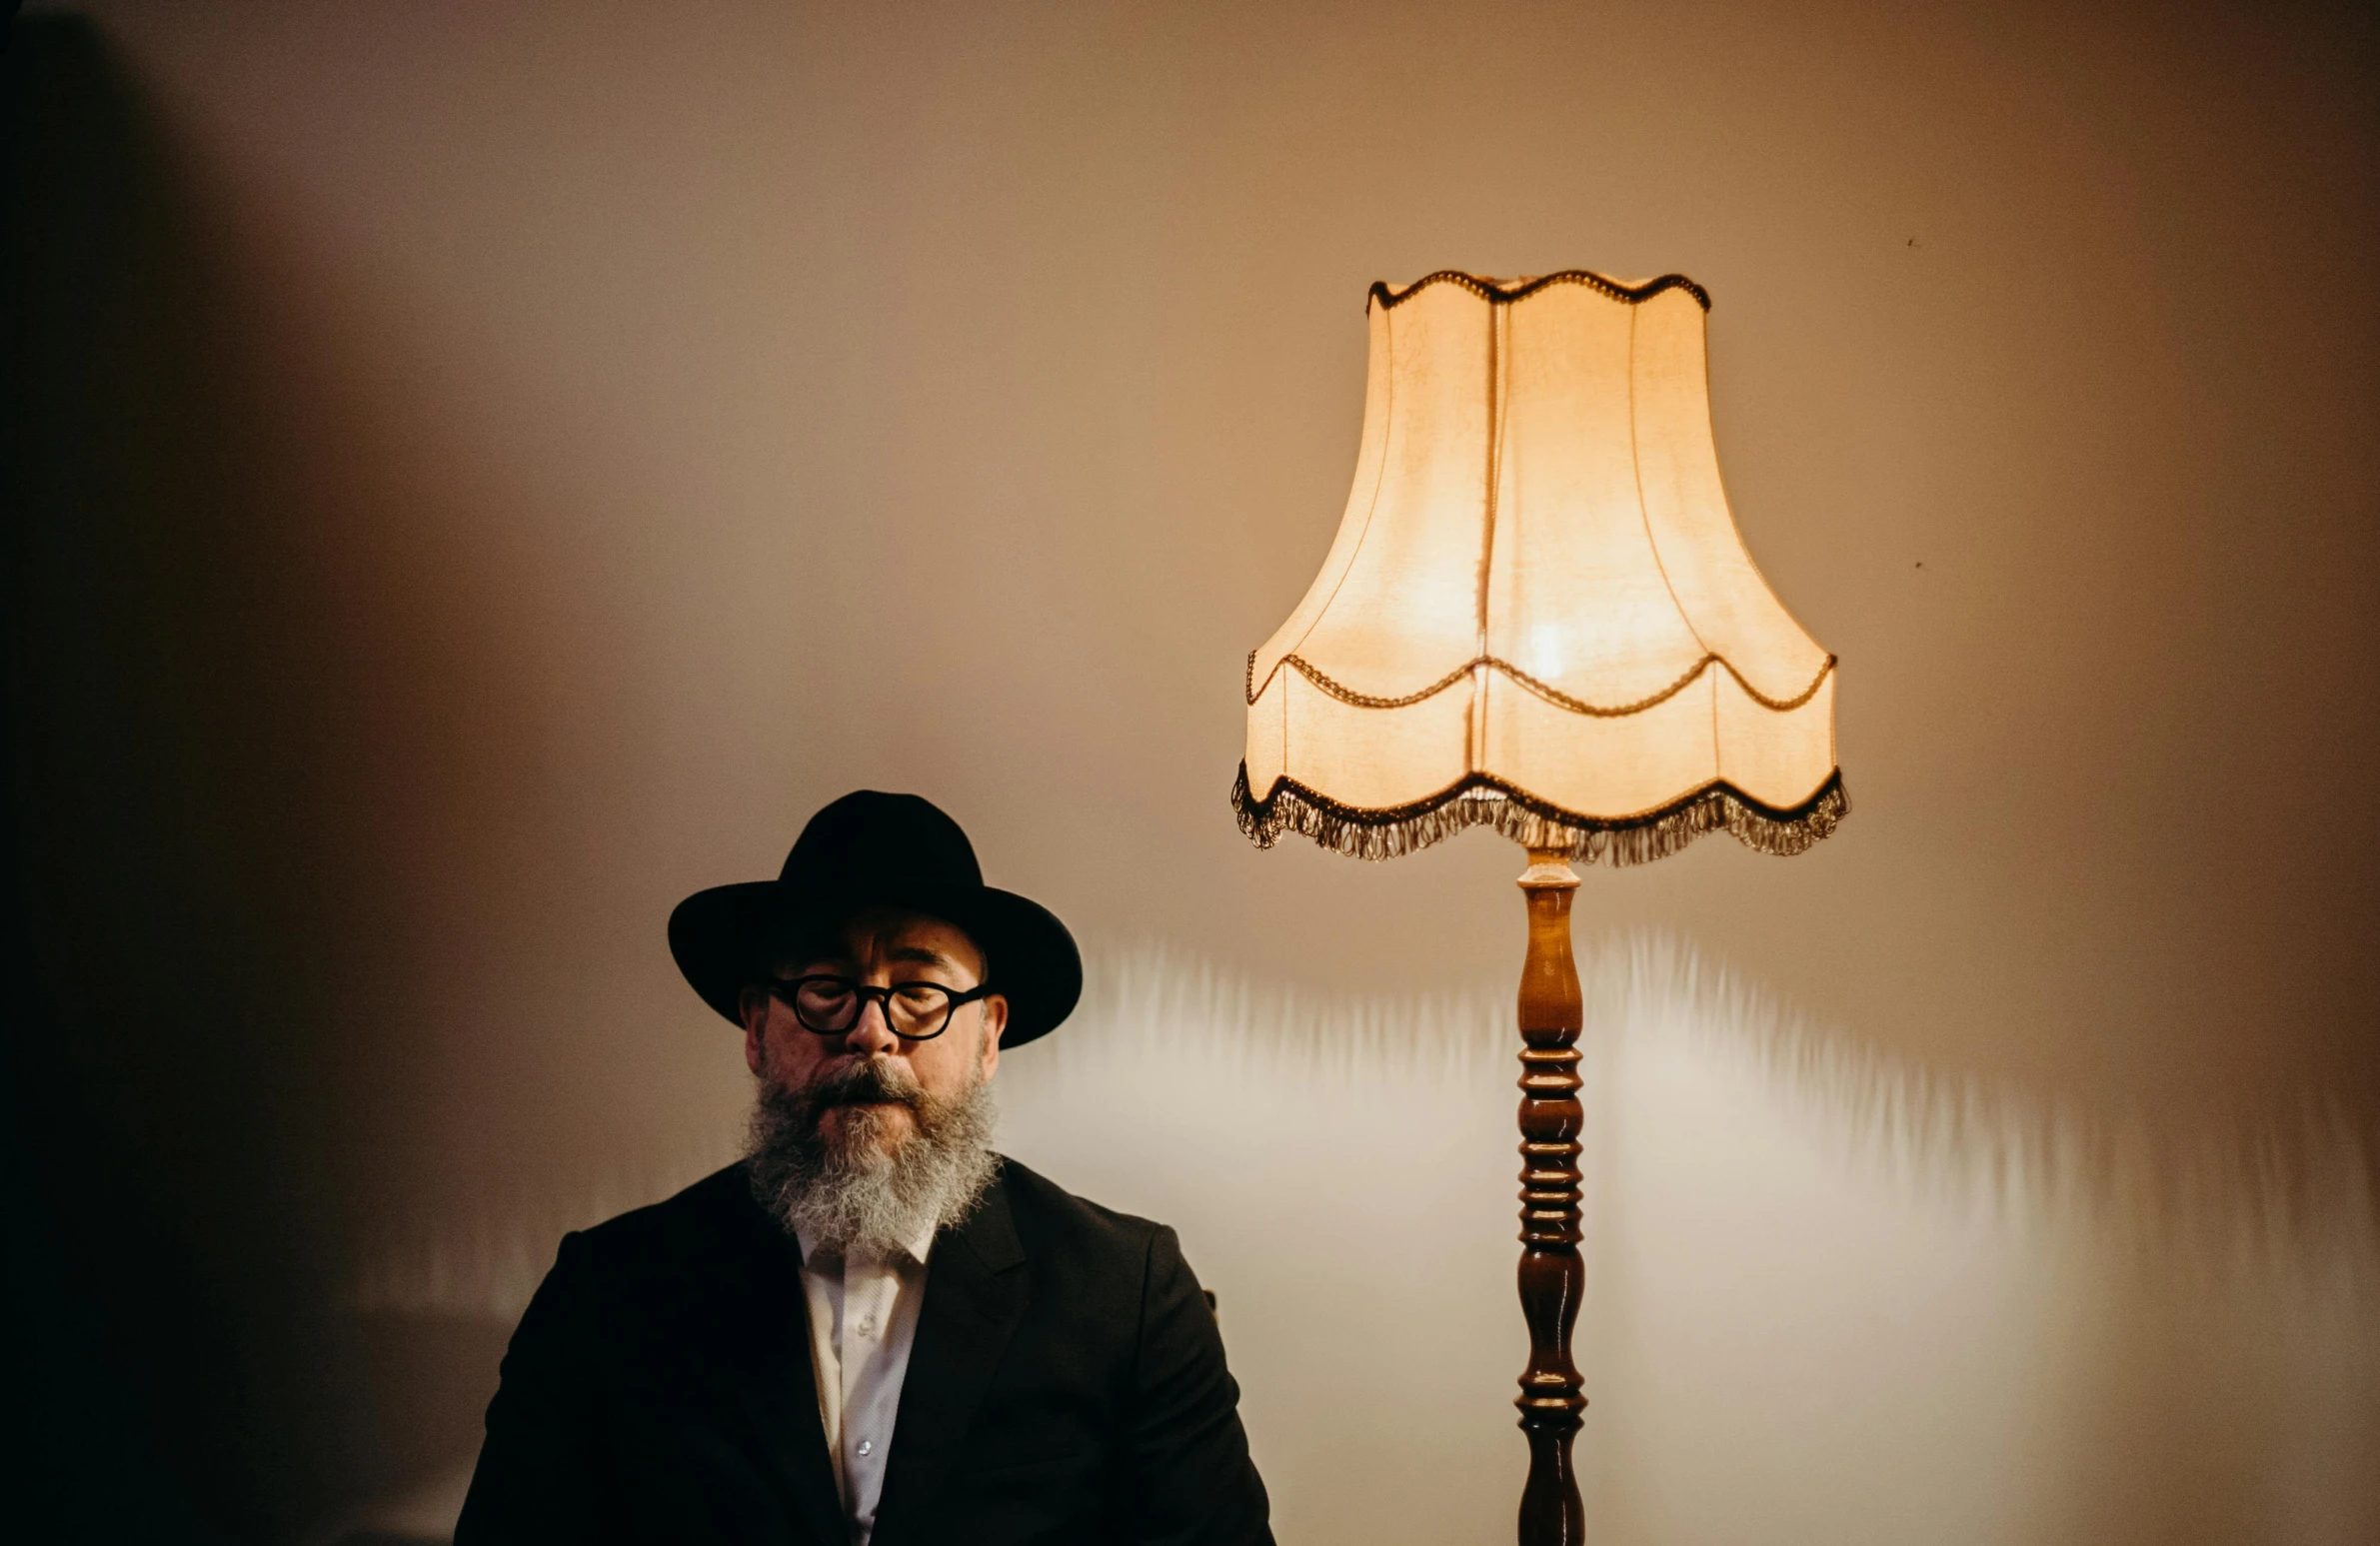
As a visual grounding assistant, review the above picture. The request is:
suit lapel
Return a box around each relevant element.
[716,1179,851,1546]
[868,1173,1030,1546]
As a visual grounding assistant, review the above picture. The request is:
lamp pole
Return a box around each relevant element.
[1514,847,1587,1546]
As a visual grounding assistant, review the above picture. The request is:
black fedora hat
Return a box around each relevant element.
[669,790,1082,1047]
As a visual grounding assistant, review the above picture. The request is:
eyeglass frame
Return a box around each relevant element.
[760,972,1000,1042]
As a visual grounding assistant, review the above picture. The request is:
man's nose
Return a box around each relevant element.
[844,996,900,1054]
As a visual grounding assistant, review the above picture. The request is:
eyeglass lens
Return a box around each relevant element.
[789,977,959,1038]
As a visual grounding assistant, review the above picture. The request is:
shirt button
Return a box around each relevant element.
[857,1439,874,1456]
[858,1317,876,1337]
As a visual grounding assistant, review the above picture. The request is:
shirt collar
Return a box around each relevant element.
[795,1216,938,1271]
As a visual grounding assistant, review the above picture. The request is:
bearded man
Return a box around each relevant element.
[456,791,1272,1546]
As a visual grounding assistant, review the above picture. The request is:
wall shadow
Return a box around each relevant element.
[7,17,518,1542]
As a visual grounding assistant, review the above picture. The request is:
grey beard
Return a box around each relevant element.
[744,1050,1001,1257]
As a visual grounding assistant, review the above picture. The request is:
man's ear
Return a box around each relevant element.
[739,986,770,1076]
[977,994,1007,1081]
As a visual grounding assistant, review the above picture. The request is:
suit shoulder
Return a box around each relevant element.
[996,1155,1171,1255]
[564,1161,754,1266]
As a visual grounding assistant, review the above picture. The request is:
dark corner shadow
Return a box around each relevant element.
[8,15,514,1543]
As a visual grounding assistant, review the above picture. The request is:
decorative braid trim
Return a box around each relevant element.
[1368,269,1712,313]
[1248,649,1835,717]
[1230,765,1848,865]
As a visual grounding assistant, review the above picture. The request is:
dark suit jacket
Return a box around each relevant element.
[455,1158,1272,1546]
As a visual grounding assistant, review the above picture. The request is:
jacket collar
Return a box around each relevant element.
[719,1170,855,1546]
[867,1165,1030,1546]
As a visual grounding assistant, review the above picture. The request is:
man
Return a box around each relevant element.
[456,790,1272,1545]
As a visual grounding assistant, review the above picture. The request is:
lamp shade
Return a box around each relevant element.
[1233,271,1846,863]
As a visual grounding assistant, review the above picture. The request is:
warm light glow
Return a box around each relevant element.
[1238,273,1843,861]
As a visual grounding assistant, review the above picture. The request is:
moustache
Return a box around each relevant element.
[802,1054,928,1111]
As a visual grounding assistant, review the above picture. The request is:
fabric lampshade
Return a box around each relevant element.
[1233,271,1846,863]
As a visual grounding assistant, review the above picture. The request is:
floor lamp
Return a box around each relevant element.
[1230,270,1847,1545]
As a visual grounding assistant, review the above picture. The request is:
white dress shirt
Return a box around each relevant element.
[795,1220,937,1546]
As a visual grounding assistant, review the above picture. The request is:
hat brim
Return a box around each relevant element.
[668,877,1083,1047]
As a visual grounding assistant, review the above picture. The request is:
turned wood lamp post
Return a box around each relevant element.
[1230,270,1846,1545]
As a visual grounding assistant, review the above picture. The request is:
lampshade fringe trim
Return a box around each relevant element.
[1230,766,1848,865]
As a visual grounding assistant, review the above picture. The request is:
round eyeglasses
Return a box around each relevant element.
[765,974,996,1041]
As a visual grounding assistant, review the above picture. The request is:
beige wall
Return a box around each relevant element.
[9,2,2374,1541]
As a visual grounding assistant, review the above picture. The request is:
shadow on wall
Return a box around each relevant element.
[7,18,524,1542]
[999,938,2380,1546]
[341,935,2380,1546]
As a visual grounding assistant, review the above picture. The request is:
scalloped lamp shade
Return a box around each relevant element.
[1233,271,1846,863]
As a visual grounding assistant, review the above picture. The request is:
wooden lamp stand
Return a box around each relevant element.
[1514,847,1586,1546]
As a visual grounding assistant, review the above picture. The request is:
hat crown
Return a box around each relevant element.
[779,789,983,891]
